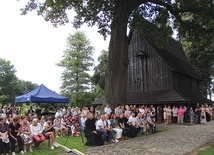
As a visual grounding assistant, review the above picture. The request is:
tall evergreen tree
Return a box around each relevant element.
[57,31,94,106]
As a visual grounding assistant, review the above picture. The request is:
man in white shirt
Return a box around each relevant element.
[96,115,110,144]
[127,112,140,137]
[104,104,112,115]
[128,112,139,129]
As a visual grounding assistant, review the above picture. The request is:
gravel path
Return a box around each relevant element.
[82,121,214,155]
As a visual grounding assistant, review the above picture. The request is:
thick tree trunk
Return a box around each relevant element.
[105,1,131,108]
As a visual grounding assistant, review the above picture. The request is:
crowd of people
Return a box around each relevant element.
[0,102,213,154]
[159,103,213,125]
[0,103,61,155]
[84,104,157,146]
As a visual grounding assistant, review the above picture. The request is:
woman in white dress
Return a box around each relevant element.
[163,105,167,124]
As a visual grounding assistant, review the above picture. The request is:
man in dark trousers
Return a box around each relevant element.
[84,112,103,146]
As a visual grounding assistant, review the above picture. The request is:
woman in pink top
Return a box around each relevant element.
[177,106,184,125]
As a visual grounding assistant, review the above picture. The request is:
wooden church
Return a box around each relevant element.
[126,31,212,105]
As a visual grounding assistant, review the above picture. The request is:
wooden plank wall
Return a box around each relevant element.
[172,72,199,94]
[127,32,172,93]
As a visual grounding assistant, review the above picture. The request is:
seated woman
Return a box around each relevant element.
[30,117,45,147]
[43,117,59,149]
[146,112,156,133]
[20,116,33,153]
[0,115,10,155]
[80,114,87,131]
[136,113,148,134]
[40,115,46,127]
[53,116,62,137]
[142,113,149,134]
[61,115,69,136]
[9,115,24,155]
[110,113,123,141]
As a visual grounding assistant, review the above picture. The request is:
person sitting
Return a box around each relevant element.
[30,117,45,147]
[53,116,62,137]
[20,116,33,153]
[0,115,10,155]
[70,122,80,137]
[118,113,129,137]
[84,112,103,146]
[146,112,156,133]
[40,115,46,127]
[8,115,24,155]
[104,114,117,143]
[61,115,69,136]
[136,113,147,134]
[43,117,59,149]
[96,115,111,144]
[109,113,123,141]
[128,112,140,137]
[80,114,87,131]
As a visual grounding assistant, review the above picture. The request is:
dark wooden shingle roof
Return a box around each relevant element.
[126,90,213,104]
[146,35,201,80]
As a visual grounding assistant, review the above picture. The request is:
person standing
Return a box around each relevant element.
[200,104,206,124]
[157,106,162,123]
[166,105,172,125]
[114,104,122,119]
[104,104,112,115]
[189,107,195,124]
[172,106,178,124]
[163,105,167,124]
[177,106,184,125]
[208,105,213,120]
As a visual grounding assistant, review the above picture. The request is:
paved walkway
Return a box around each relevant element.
[82,121,214,155]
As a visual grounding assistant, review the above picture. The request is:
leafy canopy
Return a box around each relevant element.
[21,0,213,40]
[0,58,38,104]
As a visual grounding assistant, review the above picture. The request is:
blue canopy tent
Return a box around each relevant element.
[15,84,69,103]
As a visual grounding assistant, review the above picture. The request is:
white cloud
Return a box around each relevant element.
[0,0,109,93]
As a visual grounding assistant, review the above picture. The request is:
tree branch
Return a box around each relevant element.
[147,0,213,33]
[147,0,185,26]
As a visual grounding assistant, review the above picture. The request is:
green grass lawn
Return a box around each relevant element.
[15,135,90,155]
[197,143,214,155]
[13,127,165,155]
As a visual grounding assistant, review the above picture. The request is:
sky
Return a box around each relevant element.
[0,0,109,93]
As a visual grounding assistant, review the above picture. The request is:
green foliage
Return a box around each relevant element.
[21,0,214,104]
[0,58,18,103]
[180,7,214,96]
[0,58,38,104]
[182,38,214,96]
[92,85,104,100]
[57,31,94,107]
[91,50,108,100]
[69,92,94,108]
[91,50,108,92]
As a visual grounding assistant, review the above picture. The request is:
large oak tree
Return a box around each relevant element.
[21,0,214,107]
